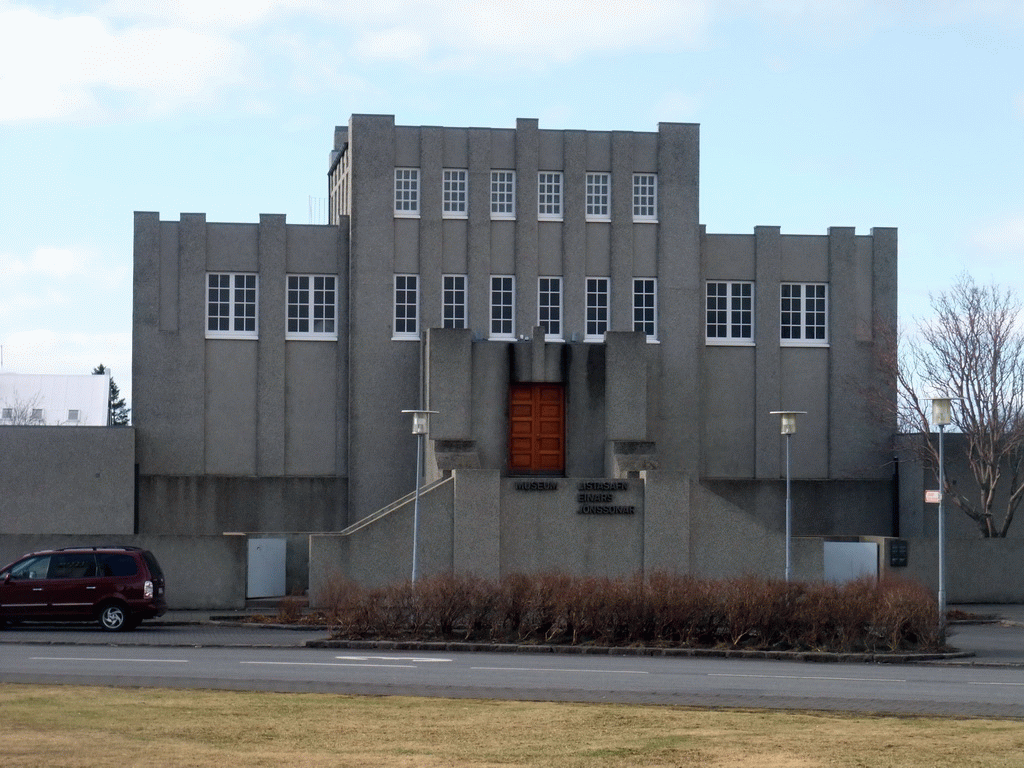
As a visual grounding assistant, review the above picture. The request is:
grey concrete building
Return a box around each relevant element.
[132,114,898,586]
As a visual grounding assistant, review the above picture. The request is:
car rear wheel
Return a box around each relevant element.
[98,603,131,632]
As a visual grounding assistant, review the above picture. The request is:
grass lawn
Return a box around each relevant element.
[3,683,1024,767]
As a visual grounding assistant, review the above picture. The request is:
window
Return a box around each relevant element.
[633,173,657,221]
[538,172,563,220]
[67,409,80,423]
[1,407,12,421]
[633,278,657,340]
[538,277,562,339]
[781,283,828,344]
[706,281,753,343]
[490,170,515,219]
[585,277,610,341]
[490,275,515,338]
[443,169,468,217]
[443,274,467,329]
[287,275,337,339]
[586,172,611,221]
[394,168,420,216]
[207,273,258,338]
[30,408,44,423]
[394,274,419,339]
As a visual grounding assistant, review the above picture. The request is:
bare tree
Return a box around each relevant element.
[1,391,47,425]
[881,274,1024,537]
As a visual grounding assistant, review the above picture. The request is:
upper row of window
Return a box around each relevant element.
[395,169,658,223]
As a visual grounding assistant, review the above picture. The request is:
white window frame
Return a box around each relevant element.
[1,407,13,422]
[443,169,468,218]
[67,409,81,423]
[538,277,563,341]
[394,168,420,217]
[537,172,563,221]
[286,274,337,340]
[781,283,829,346]
[585,277,610,342]
[490,170,516,219]
[490,275,515,339]
[633,278,658,341]
[207,272,258,339]
[586,172,611,221]
[443,274,467,329]
[393,274,420,340]
[706,281,754,344]
[633,173,658,222]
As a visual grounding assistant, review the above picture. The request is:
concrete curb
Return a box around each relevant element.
[303,637,974,664]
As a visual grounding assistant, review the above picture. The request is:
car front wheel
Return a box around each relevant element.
[98,603,131,632]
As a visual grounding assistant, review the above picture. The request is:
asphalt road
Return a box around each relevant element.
[2,619,1023,717]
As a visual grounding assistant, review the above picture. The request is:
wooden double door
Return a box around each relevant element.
[509,383,565,474]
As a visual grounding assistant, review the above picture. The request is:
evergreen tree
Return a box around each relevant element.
[92,364,131,426]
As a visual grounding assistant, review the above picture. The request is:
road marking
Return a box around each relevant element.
[334,655,451,663]
[31,657,188,664]
[708,673,906,682]
[241,661,417,669]
[472,666,648,675]
[969,681,1024,686]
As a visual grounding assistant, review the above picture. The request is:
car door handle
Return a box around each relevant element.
[86,586,96,590]
[32,587,43,591]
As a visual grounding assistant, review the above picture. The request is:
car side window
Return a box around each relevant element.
[49,553,97,579]
[96,553,138,577]
[10,555,51,580]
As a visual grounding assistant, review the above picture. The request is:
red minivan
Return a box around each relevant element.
[0,546,167,631]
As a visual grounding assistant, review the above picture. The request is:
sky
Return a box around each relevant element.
[2,0,1023,409]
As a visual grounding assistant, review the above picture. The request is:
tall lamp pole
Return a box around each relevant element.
[402,409,438,585]
[931,397,953,642]
[771,411,806,582]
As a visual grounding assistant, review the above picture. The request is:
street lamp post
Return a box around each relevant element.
[931,397,953,642]
[771,411,806,582]
[402,409,438,585]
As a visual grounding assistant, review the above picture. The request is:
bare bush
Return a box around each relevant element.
[319,572,941,653]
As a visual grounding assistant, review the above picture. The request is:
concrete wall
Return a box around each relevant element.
[133,212,349,533]
[308,469,804,606]
[0,426,135,535]
[0,534,246,609]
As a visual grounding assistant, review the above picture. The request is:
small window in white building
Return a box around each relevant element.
[1,407,13,422]
[443,169,468,217]
[490,170,516,219]
[30,408,45,423]
[207,273,258,338]
[287,275,337,339]
[443,274,467,329]
[586,172,611,221]
[633,173,658,222]
[585,277,610,341]
[537,172,563,220]
[490,275,515,339]
[67,409,80,423]
[781,283,828,344]
[394,168,420,217]
[633,278,657,340]
[394,274,419,339]
[706,281,753,343]
[538,277,562,340]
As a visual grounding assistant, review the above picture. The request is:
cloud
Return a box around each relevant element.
[0,4,245,122]
[971,215,1024,259]
[11,247,90,278]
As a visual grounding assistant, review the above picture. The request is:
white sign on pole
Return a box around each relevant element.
[925,490,941,504]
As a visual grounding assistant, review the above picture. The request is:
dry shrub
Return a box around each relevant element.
[871,577,942,651]
[322,571,941,653]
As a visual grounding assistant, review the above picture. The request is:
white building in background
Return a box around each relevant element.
[0,372,110,426]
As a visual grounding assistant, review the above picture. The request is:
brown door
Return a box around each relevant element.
[509,383,565,474]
